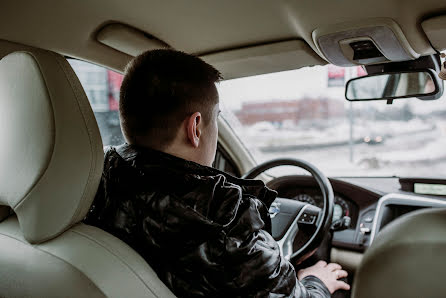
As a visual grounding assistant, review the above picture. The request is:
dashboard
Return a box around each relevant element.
[287,191,355,224]
[266,175,446,253]
[264,174,446,284]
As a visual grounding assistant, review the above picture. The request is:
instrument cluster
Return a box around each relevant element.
[292,193,352,222]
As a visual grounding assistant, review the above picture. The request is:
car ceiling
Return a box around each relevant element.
[1,0,446,73]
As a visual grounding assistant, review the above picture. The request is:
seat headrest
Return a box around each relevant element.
[0,50,104,243]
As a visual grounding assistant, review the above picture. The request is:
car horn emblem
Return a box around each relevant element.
[269,202,281,218]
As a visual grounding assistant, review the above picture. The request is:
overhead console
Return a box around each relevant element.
[422,14,446,52]
[312,18,420,66]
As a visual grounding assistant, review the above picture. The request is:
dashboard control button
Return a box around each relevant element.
[362,210,375,223]
[331,216,351,231]
[364,216,374,223]
[360,226,371,234]
[359,223,371,245]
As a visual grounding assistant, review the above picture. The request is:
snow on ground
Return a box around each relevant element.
[378,137,446,163]
[239,119,446,178]
[240,119,434,151]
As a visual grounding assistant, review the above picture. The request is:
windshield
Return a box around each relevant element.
[218,64,446,178]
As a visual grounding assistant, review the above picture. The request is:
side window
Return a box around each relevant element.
[69,59,124,146]
[213,144,241,177]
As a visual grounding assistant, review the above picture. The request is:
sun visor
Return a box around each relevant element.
[422,15,446,52]
[313,18,420,67]
[201,40,326,80]
[96,23,170,57]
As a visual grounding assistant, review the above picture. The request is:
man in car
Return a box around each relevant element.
[85,49,350,297]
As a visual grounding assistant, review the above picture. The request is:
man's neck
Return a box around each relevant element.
[163,143,206,166]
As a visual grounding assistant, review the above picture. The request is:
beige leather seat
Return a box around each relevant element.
[353,208,446,298]
[0,49,175,297]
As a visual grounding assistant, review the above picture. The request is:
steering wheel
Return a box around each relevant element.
[242,158,334,261]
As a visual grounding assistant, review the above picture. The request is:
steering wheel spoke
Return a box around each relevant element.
[276,221,299,261]
[273,201,322,260]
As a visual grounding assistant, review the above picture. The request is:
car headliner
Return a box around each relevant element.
[1,0,445,75]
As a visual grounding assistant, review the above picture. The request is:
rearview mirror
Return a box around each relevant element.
[345,70,441,101]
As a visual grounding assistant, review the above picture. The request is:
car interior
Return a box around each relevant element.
[1,1,446,297]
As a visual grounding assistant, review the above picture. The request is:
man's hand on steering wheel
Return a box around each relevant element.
[298,261,350,294]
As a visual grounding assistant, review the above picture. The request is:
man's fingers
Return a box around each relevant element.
[326,263,342,271]
[335,270,348,279]
[315,260,327,267]
[335,281,351,291]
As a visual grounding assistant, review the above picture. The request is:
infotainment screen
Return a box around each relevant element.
[414,183,446,195]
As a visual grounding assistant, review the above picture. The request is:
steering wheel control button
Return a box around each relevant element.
[298,212,317,224]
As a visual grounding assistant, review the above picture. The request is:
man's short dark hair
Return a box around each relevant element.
[119,49,222,149]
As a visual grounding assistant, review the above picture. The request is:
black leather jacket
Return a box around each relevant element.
[85,144,330,298]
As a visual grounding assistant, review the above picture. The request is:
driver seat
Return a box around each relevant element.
[0,48,175,297]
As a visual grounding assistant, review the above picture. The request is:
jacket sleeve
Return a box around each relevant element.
[222,197,330,298]
[299,276,332,298]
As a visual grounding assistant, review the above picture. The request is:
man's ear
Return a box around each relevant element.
[186,112,202,148]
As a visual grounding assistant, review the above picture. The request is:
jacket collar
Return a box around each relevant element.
[113,143,277,207]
